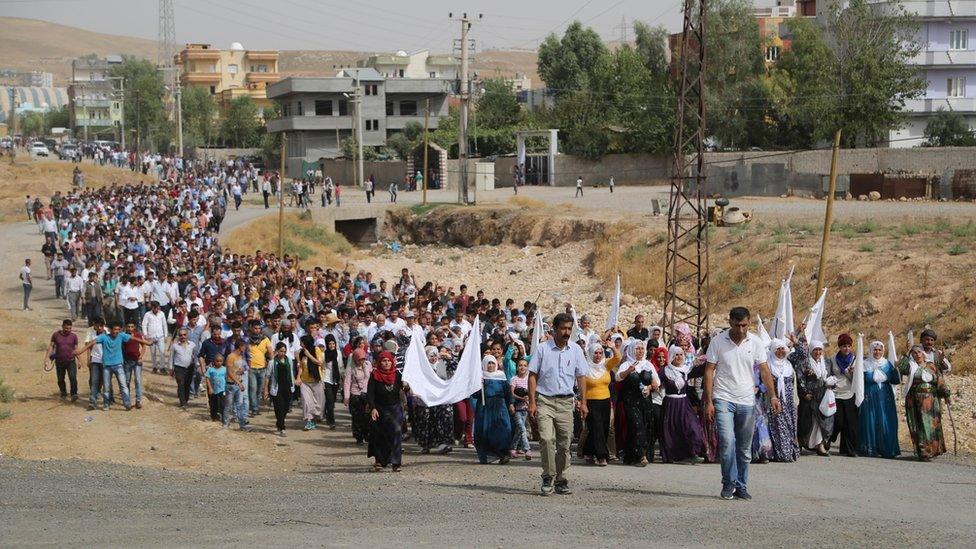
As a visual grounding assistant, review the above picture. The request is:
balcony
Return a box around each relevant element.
[904,97,976,113]
[74,99,114,108]
[246,72,281,83]
[182,73,221,84]
[181,49,221,60]
[911,50,976,66]
[246,51,279,61]
[267,115,355,132]
[384,78,452,94]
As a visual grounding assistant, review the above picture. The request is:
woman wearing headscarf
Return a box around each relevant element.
[367,351,406,471]
[581,340,614,466]
[647,345,669,462]
[343,348,372,444]
[789,337,836,456]
[473,355,514,464]
[614,339,660,466]
[898,344,951,461]
[414,346,455,454]
[674,323,715,463]
[859,340,900,458]
[297,337,326,431]
[766,339,800,462]
[829,333,860,458]
[321,334,342,430]
[751,354,774,464]
[659,345,706,463]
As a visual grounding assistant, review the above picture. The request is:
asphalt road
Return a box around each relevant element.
[2,448,974,548]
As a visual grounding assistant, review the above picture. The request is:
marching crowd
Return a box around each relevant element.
[27,158,957,498]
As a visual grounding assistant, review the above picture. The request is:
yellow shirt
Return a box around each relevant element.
[250,337,271,370]
[584,369,612,400]
[300,348,325,383]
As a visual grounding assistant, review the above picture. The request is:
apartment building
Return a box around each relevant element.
[358,49,460,80]
[176,42,280,117]
[68,56,124,139]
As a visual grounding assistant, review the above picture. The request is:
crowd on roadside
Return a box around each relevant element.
[23,160,958,498]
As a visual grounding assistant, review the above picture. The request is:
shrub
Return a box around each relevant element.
[858,243,875,252]
[948,244,968,256]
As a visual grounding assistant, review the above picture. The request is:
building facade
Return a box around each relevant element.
[68,56,124,139]
[266,68,451,177]
[176,43,280,117]
[358,50,460,80]
[23,71,54,88]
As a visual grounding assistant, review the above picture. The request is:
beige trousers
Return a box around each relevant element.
[536,394,574,480]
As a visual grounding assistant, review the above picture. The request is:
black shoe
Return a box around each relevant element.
[554,479,572,495]
[541,475,554,496]
[720,485,735,500]
[734,487,752,501]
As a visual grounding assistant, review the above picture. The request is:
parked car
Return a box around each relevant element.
[30,142,50,157]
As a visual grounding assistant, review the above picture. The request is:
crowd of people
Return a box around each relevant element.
[27,158,958,499]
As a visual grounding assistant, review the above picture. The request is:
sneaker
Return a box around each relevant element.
[734,487,752,501]
[102,404,109,411]
[277,430,286,437]
[524,452,532,461]
[87,404,96,411]
[637,457,649,467]
[554,479,573,495]
[720,485,735,500]
[541,475,555,496]
[441,446,453,455]
[303,421,313,431]
[499,455,511,465]
[70,395,78,402]
[135,401,142,409]
[125,405,132,411]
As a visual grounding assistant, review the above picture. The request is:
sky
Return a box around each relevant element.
[0,0,777,53]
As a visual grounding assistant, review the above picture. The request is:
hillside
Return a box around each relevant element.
[0,17,540,87]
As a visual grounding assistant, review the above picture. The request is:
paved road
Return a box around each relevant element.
[1,450,974,547]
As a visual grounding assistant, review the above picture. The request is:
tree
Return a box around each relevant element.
[339,137,378,161]
[475,78,521,129]
[19,111,45,136]
[220,96,261,148]
[537,21,608,95]
[924,109,976,147]
[181,86,216,148]
[386,132,412,160]
[44,107,70,132]
[260,101,282,167]
[402,121,424,143]
[822,0,925,147]
[633,21,671,77]
[111,57,166,151]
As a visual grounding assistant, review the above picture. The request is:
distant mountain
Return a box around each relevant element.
[0,17,542,89]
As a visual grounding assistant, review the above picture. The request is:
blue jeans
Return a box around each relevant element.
[511,409,530,452]
[714,399,756,491]
[224,384,247,428]
[248,368,267,413]
[123,360,142,402]
[88,362,105,406]
[102,364,131,407]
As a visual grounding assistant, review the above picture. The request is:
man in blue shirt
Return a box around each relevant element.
[528,312,588,496]
[75,321,152,411]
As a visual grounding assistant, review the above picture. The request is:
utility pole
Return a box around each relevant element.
[278,133,287,258]
[816,129,842,297]
[422,98,430,205]
[356,83,364,190]
[451,12,481,204]
[175,85,183,154]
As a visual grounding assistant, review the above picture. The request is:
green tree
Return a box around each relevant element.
[19,111,45,136]
[633,21,671,77]
[430,106,460,156]
[180,86,216,148]
[537,21,608,95]
[386,132,412,160]
[43,106,70,133]
[219,96,261,147]
[475,78,521,129]
[339,137,378,161]
[111,57,166,151]
[923,109,976,147]
[402,121,424,143]
[594,45,674,154]
[550,91,608,159]
[260,101,282,167]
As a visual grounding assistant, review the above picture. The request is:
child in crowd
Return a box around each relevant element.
[510,358,531,460]
[205,354,227,422]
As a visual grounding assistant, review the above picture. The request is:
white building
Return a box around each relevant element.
[358,50,460,80]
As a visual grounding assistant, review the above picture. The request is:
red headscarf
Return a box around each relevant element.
[651,346,669,373]
[371,351,397,385]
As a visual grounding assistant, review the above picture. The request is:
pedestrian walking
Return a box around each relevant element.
[20,258,33,310]
[703,307,781,501]
[389,180,398,203]
[365,176,374,203]
[47,319,79,401]
[609,175,615,193]
[528,312,588,495]
[575,176,584,198]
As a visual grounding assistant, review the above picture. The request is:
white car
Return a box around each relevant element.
[30,142,50,157]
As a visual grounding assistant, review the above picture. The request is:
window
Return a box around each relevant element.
[400,100,417,116]
[364,119,379,131]
[209,86,216,94]
[430,71,437,78]
[314,100,333,116]
[947,77,966,98]
[397,69,404,78]
[363,84,378,96]
[765,46,780,62]
[297,101,304,115]
[338,100,348,116]
[282,103,291,117]
[950,29,969,51]
[365,120,373,131]
[228,64,239,74]
[386,101,394,115]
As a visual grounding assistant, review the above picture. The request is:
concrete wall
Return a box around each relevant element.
[318,159,407,187]
[703,146,976,176]
[492,153,670,188]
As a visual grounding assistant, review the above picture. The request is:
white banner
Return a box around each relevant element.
[605,274,620,331]
[402,319,483,407]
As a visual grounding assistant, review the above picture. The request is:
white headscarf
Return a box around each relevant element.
[585,342,608,380]
[482,355,505,380]
[767,338,793,400]
[617,338,653,381]
[902,345,927,398]
[664,344,691,391]
[808,340,827,380]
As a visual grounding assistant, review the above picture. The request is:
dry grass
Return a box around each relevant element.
[507,196,546,209]
[0,160,153,216]
[223,213,356,269]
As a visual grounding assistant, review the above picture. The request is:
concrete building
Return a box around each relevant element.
[68,56,124,139]
[266,68,451,177]
[884,0,976,147]
[176,43,280,117]
[755,1,798,65]
[23,71,54,88]
[358,49,459,80]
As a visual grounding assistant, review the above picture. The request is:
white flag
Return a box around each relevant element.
[402,319,483,407]
[757,313,772,349]
[804,287,828,345]
[771,268,795,339]
[887,331,898,366]
[605,274,621,331]
[531,309,544,358]
[853,334,865,407]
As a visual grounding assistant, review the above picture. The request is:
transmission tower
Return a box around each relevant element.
[158,0,177,90]
[663,0,709,340]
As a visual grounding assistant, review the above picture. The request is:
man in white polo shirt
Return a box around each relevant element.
[704,306,781,501]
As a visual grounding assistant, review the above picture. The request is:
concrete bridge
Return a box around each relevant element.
[308,203,392,246]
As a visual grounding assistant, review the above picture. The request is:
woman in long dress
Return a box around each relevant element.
[473,355,513,464]
[581,341,613,466]
[859,340,900,458]
[789,338,835,456]
[766,339,800,462]
[367,351,406,472]
[659,345,706,464]
[615,339,660,466]
[751,360,774,463]
[898,345,951,461]
[414,346,454,454]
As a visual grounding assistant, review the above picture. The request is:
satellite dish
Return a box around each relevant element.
[395,50,408,57]
[230,42,244,51]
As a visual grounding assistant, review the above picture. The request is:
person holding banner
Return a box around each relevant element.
[829,334,860,458]
[766,339,800,462]
[788,336,836,456]
[859,339,900,459]
[898,345,951,461]
[528,313,588,496]
[474,355,514,464]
